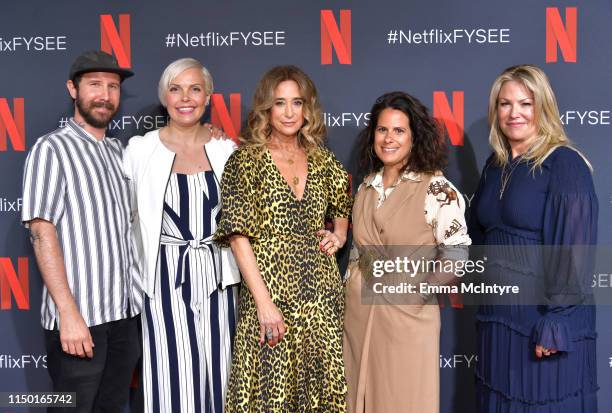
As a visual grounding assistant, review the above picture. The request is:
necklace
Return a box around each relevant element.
[268,138,304,189]
[287,158,300,187]
[499,159,520,199]
[278,148,300,187]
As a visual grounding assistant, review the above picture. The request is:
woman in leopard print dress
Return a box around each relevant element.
[216,65,351,412]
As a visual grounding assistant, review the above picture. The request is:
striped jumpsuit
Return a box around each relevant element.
[142,171,237,412]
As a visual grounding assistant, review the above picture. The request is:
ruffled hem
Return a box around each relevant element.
[475,370,599,406]
[476,313,597,341]
[476,319,598,404]
[476,314,531,336]
[476,378,599,413]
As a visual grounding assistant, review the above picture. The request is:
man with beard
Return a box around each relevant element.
[21,50,142,412]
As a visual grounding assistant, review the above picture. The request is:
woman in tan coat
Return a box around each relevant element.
[344,91,471,413]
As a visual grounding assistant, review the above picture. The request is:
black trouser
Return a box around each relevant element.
[44,316,141,413]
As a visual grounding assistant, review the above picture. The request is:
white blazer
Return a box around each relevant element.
[124,129,240,298]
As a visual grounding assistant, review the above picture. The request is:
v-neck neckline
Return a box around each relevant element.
[265,147,310,202]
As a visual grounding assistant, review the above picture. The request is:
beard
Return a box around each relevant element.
[75,94,117,129]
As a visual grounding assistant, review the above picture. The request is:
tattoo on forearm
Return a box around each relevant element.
[29,230,44,247]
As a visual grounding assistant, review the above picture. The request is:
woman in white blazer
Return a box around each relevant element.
[124,58,240,413]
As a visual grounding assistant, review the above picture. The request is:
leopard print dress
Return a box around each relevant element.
[216,145,352,412]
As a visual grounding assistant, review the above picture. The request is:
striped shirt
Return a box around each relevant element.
[22,118,142,329]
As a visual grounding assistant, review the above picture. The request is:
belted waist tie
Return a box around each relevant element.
[159,233,220,297]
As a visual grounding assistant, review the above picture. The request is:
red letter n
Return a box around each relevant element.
[0,98,25,152]
[100,14,131,68]
[321,10,352,65]
[438,292,464,309]
[433,91,464,146]
[0,257,29,310]
[546,7,577,63]
[211,94,241,144]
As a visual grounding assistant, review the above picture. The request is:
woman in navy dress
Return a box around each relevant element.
[470,65,598,412]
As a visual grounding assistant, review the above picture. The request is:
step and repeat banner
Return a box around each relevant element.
[1,0,611,411]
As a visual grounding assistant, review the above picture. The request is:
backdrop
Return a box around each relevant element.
[1,1,611,411]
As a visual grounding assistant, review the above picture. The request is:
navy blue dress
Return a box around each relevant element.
[470,147,598,412]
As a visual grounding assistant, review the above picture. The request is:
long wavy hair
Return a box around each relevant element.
[241,65,326,153]
[488,64,591,170]
[359,91,447,176]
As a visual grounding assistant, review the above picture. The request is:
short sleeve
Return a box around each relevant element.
[531,147,598,351]
[215,148,262,245]
[425,175,471,246]
[324,149,352,219]
[21,139,66,227]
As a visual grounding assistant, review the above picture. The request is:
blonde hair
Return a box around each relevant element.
[488,64,591,170]
[158,58,213,107]
[242,65,326,153]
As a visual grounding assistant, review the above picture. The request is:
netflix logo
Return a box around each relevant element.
[0,98,25,152]
[321,9,351,65]
[211,93,241,143]
[433,91,464,147]
[100,14,131,68]
[0,257,29,311]
[546,7,577,63]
